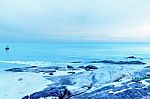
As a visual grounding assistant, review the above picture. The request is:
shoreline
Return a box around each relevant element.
[0,58,150,99]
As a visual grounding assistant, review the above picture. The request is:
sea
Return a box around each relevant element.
[0,42,150,70]
[1,42,150,99]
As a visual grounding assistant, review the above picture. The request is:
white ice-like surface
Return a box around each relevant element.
[0,71,52,99]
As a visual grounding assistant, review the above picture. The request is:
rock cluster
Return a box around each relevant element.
[90,60,146,65]
[22,86,71,99]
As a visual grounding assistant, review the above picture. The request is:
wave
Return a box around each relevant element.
[0,60,52,67]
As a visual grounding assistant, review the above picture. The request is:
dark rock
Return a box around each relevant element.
[85,65,98,71]
[68,72,75,74]
[127,56,136,59]
[24,66,34,68]
[5,68,24,72]
[5,66,59,74]
[51,66,64,70]
[114,89,142,99]
[49,72,54,75]
[102,60,146,65]
[18,78,23,81]
[90,60,146,65]
[136,89,149,97]
[145,72,150,76]
[96,60,114,63]
[73,89,110,99]
[71,61,82,63]
[114,61,146,65]
[27,86,71,99]
[143,86,150,92]
[111,93,126,99]
[77,66,85,69]
[104,93,118,99]
[144,66,150,68]
[5,46,9,51]
[22,95,29,99]
[67,65,74,69]
[32,66,37,68]
[90,60,101,63]
[77,88,147,99]
[125,61,146,65]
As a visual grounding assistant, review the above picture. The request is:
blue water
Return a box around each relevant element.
[0,42,150,68]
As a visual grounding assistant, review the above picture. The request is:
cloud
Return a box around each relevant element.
[0,0,150,42]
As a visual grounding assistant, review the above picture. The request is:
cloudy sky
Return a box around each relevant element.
[0,0,150,42]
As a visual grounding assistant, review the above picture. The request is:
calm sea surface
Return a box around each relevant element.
[0,42,150,69]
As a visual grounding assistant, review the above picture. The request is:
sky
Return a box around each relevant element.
[0,0,150,42]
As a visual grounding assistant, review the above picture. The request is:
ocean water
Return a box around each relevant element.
[0,42,150,69]
[0,42,150,99]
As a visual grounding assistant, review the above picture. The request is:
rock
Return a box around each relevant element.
[24,86,71,99]
[22,95,29,99]
[146,72,150,76]
[127,56,136,59]
[95,60,146,65]
[73,84,149,99]
[5,68,25,72]
[68,72,75,74]
[119,61,146,65]
[18,78,23,81]
[78,66,85,69]
[89,60,146,65]
[144,66,150,68]
[5,66,59,73]
[51,66,65,70]
[25,66,34,68]
[90,61,101,63]
[67,65,74,69]
[114,89,143,99]
[85,65,98,71]
[143,86,150,92]
[71,61,82,63]
[49,72,54,75]
[32,66,37,68]
[91,60,113,63]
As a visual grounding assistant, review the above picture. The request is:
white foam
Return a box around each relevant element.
[140,80,150,87]
[113,89,128,94]
[0,60,52,67]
